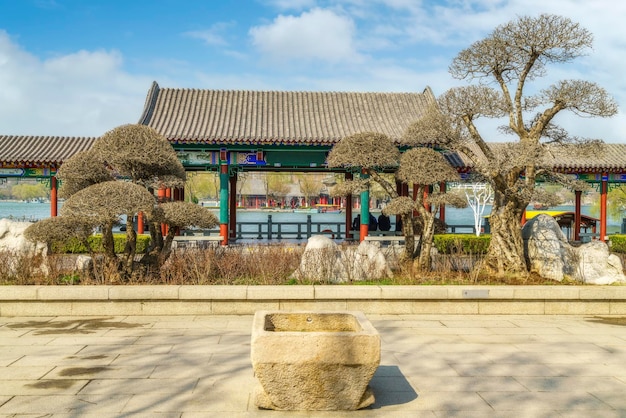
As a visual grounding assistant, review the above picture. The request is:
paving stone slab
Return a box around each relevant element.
[0,394,133,414]
[408,376,528,392]
[479,391,615,411]
[78,378,199,395]
[1,314,626,415]
[514,376,626,392]
[0,379,89,395]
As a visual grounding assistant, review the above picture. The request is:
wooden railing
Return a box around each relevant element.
[235,215,345,240]
[184,215,479,241]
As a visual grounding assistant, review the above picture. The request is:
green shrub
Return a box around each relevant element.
[609,235,626,253]
[433,234,490,254]
[53,234,151,254]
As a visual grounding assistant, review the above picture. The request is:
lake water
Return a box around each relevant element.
[0,200,619,233]
[0,201,476,225]
[0,201,56,222]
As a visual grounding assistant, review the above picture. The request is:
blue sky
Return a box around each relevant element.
[0,0,624,143]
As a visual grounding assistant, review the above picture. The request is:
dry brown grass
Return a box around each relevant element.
[0,246,615,286]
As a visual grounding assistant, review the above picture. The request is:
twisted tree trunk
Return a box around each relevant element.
[400,213,416,260]
[417,212,436,271]
[123,213,137,278]
[483,189,528,276]
[101,221,116,261]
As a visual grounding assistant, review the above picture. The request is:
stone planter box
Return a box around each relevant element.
[250,310,380,410]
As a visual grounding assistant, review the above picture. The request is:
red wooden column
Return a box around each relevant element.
[157,187,167,236]
[137,212,144,234]
[359,169,370,242]
[165,188,172,201]
[229,172,237,240]
[396,180,403,197]
[50,176,58,217]
[600,173,608,241]
[574,190,582,242]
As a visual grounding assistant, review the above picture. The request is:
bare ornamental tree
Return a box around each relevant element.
[60,180,156,274]
[404,14,617,275]
[327,132,465,269]
[26,124,217,280]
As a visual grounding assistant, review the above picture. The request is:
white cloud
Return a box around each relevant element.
[1,1,624,144]
[249,8,362,65]
[184,22,234,47]
[384,0,626,142]
[0,31,150,137]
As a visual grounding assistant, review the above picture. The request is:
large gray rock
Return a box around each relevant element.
[0,218,47,275]
[577,240,626,284]
[522,214,577,281]
[347,240,393,281]
[293,235,345,282]
[293,235,392,283]
[0,218,43,253]
[523,214,625,284]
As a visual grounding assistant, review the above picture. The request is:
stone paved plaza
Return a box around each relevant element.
[1,314,626,417]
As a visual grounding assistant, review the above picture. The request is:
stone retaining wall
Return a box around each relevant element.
[1,285,626,316]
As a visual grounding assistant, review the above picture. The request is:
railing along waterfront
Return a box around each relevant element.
[235,214,345,240]
[184,214,479,241]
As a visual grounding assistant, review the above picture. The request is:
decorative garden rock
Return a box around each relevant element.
[293,235,344,282]
[0,218,46,275]
[250,310,380,410]
[522,214,576,281]
[293,235,392,283]
[576,240,626,284]
[351,240,393,280]
[523,214,626,284]
[0,218,43,254]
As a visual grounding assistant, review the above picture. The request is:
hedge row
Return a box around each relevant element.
[51,234,490,255]
[609,235,626,253]
[46,233,626,255]
[433,234,491,254]
[432,234,626,254]
[52,234,151,254]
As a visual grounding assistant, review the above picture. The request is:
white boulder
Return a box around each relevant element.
[345,240,393,281]
[293,235,392,283]
[522,214,577,281]
[293,235,345,283]
[576,240,626,284]
[0,218,44,254]
[523,214,626,284]
[0,218,47,276]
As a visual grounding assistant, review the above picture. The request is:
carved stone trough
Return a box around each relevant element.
[250,310,380,410]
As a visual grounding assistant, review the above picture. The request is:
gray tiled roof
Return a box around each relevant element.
[474,142,626,172]
[0,135,97,165]
[138,82,438,145]
[1,81,625,174]
[549,143,626,172]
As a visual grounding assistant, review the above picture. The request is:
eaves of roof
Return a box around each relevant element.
[0,135,97,166]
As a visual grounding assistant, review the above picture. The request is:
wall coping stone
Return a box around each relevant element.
[1,285,625,302]
[1,285,625,316]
